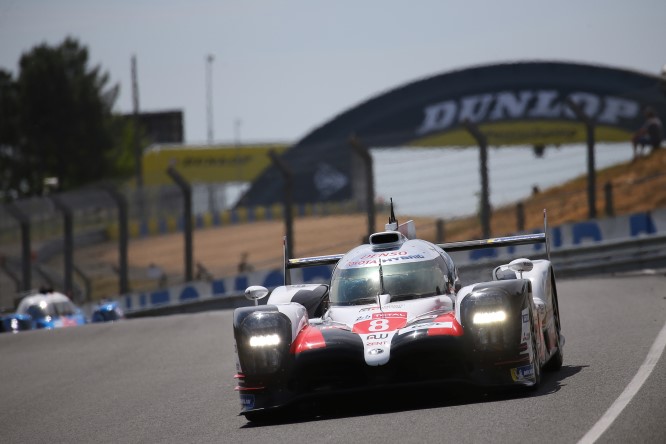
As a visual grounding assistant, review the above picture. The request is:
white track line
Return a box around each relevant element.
[578,320,666,444]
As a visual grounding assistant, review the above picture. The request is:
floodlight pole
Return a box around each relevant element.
[463,120,491,238]
[269,150,294,258]
[349,134,376,241]
[566,98,597,219]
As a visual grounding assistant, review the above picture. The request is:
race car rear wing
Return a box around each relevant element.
[282,210,551,285]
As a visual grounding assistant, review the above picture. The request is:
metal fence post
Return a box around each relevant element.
[516,202,525,232]
[436,218,445,243]
[167,166,193,282]
[100,185,130,295]
[349,135,376,241]
[604,181,614,216]
[269,150,294,258]
[566,98,597,219]
[6,203,31,291]
[49,195,74,298]
[463,120,491,238]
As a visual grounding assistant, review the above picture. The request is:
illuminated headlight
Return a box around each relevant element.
[472,310,507,325]
[235,309,292,375]
[249,334,281,347]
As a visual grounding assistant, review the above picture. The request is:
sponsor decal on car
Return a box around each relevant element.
[361,251,408,259]
[353,312,408,333]
[359,304,405,312]
[520,307,530,347]
[510,364,534,382]
[240,394,255,411]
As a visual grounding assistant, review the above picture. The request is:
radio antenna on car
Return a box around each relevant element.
[386,198,398,231]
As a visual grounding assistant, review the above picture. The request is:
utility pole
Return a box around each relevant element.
[235,118,243,183]
[131,55,142,189]
[206,54,214,145]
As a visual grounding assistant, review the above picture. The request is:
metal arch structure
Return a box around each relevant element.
[238,61,666,207]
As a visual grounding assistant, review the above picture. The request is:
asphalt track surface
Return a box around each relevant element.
[1,274,665,444]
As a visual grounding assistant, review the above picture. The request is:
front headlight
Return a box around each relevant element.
[472,310,507,325]
[236,310,292,375]
[249,334,281,347]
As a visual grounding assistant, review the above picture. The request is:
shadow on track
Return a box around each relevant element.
[241,364,588,428]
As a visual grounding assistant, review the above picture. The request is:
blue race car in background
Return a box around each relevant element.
[91,301,125,323]
[16,289,87,329]
[0,313,34,333]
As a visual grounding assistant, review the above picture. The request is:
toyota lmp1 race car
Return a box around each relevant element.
[233,206,564,421]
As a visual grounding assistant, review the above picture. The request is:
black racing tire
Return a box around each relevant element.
[544,278,564,371]
[243,410,272,423]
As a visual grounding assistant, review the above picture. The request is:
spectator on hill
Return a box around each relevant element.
[632,107,663,160]
[238,252,254,274]
[147,263,167,288]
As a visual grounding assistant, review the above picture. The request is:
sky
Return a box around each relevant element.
[1,1,665,217]
[2,0,665,145]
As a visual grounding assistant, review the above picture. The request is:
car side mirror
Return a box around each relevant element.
[245,286,269,305]
[508,258,533,279]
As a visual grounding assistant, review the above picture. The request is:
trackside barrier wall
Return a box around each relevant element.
[117,208,666,314]
[118,265,332,314]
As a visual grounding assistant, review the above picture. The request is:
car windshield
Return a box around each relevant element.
[330,257,449,306]
[26,301,76,318]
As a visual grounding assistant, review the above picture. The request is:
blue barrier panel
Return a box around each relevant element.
[573,221,602,244]
[551,226,563,248]
[235,276,249,292]
[212,279,226,296]
[262,270,284,288]
[125,295,133,310]
[179,286,199,301]
[470,248,497,261]
[630,213,656,236]
[139,293,147,308]
[303,265,333,283]
[150,290,170,306]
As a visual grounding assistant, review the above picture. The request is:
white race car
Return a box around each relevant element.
[233,205,564,421]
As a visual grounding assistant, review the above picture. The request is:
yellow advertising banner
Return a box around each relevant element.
[410,121,632,147]
[142,143,289,185]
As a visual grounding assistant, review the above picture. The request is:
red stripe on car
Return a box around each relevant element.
[290,325,326,354]
[427,312,463,336]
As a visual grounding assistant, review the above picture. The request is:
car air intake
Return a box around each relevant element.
[369,231,405,250]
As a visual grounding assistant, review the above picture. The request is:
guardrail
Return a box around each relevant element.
[454,233,666,284]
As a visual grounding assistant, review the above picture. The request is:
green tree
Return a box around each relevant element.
[0,68,22,199]
[2,37,125,197]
